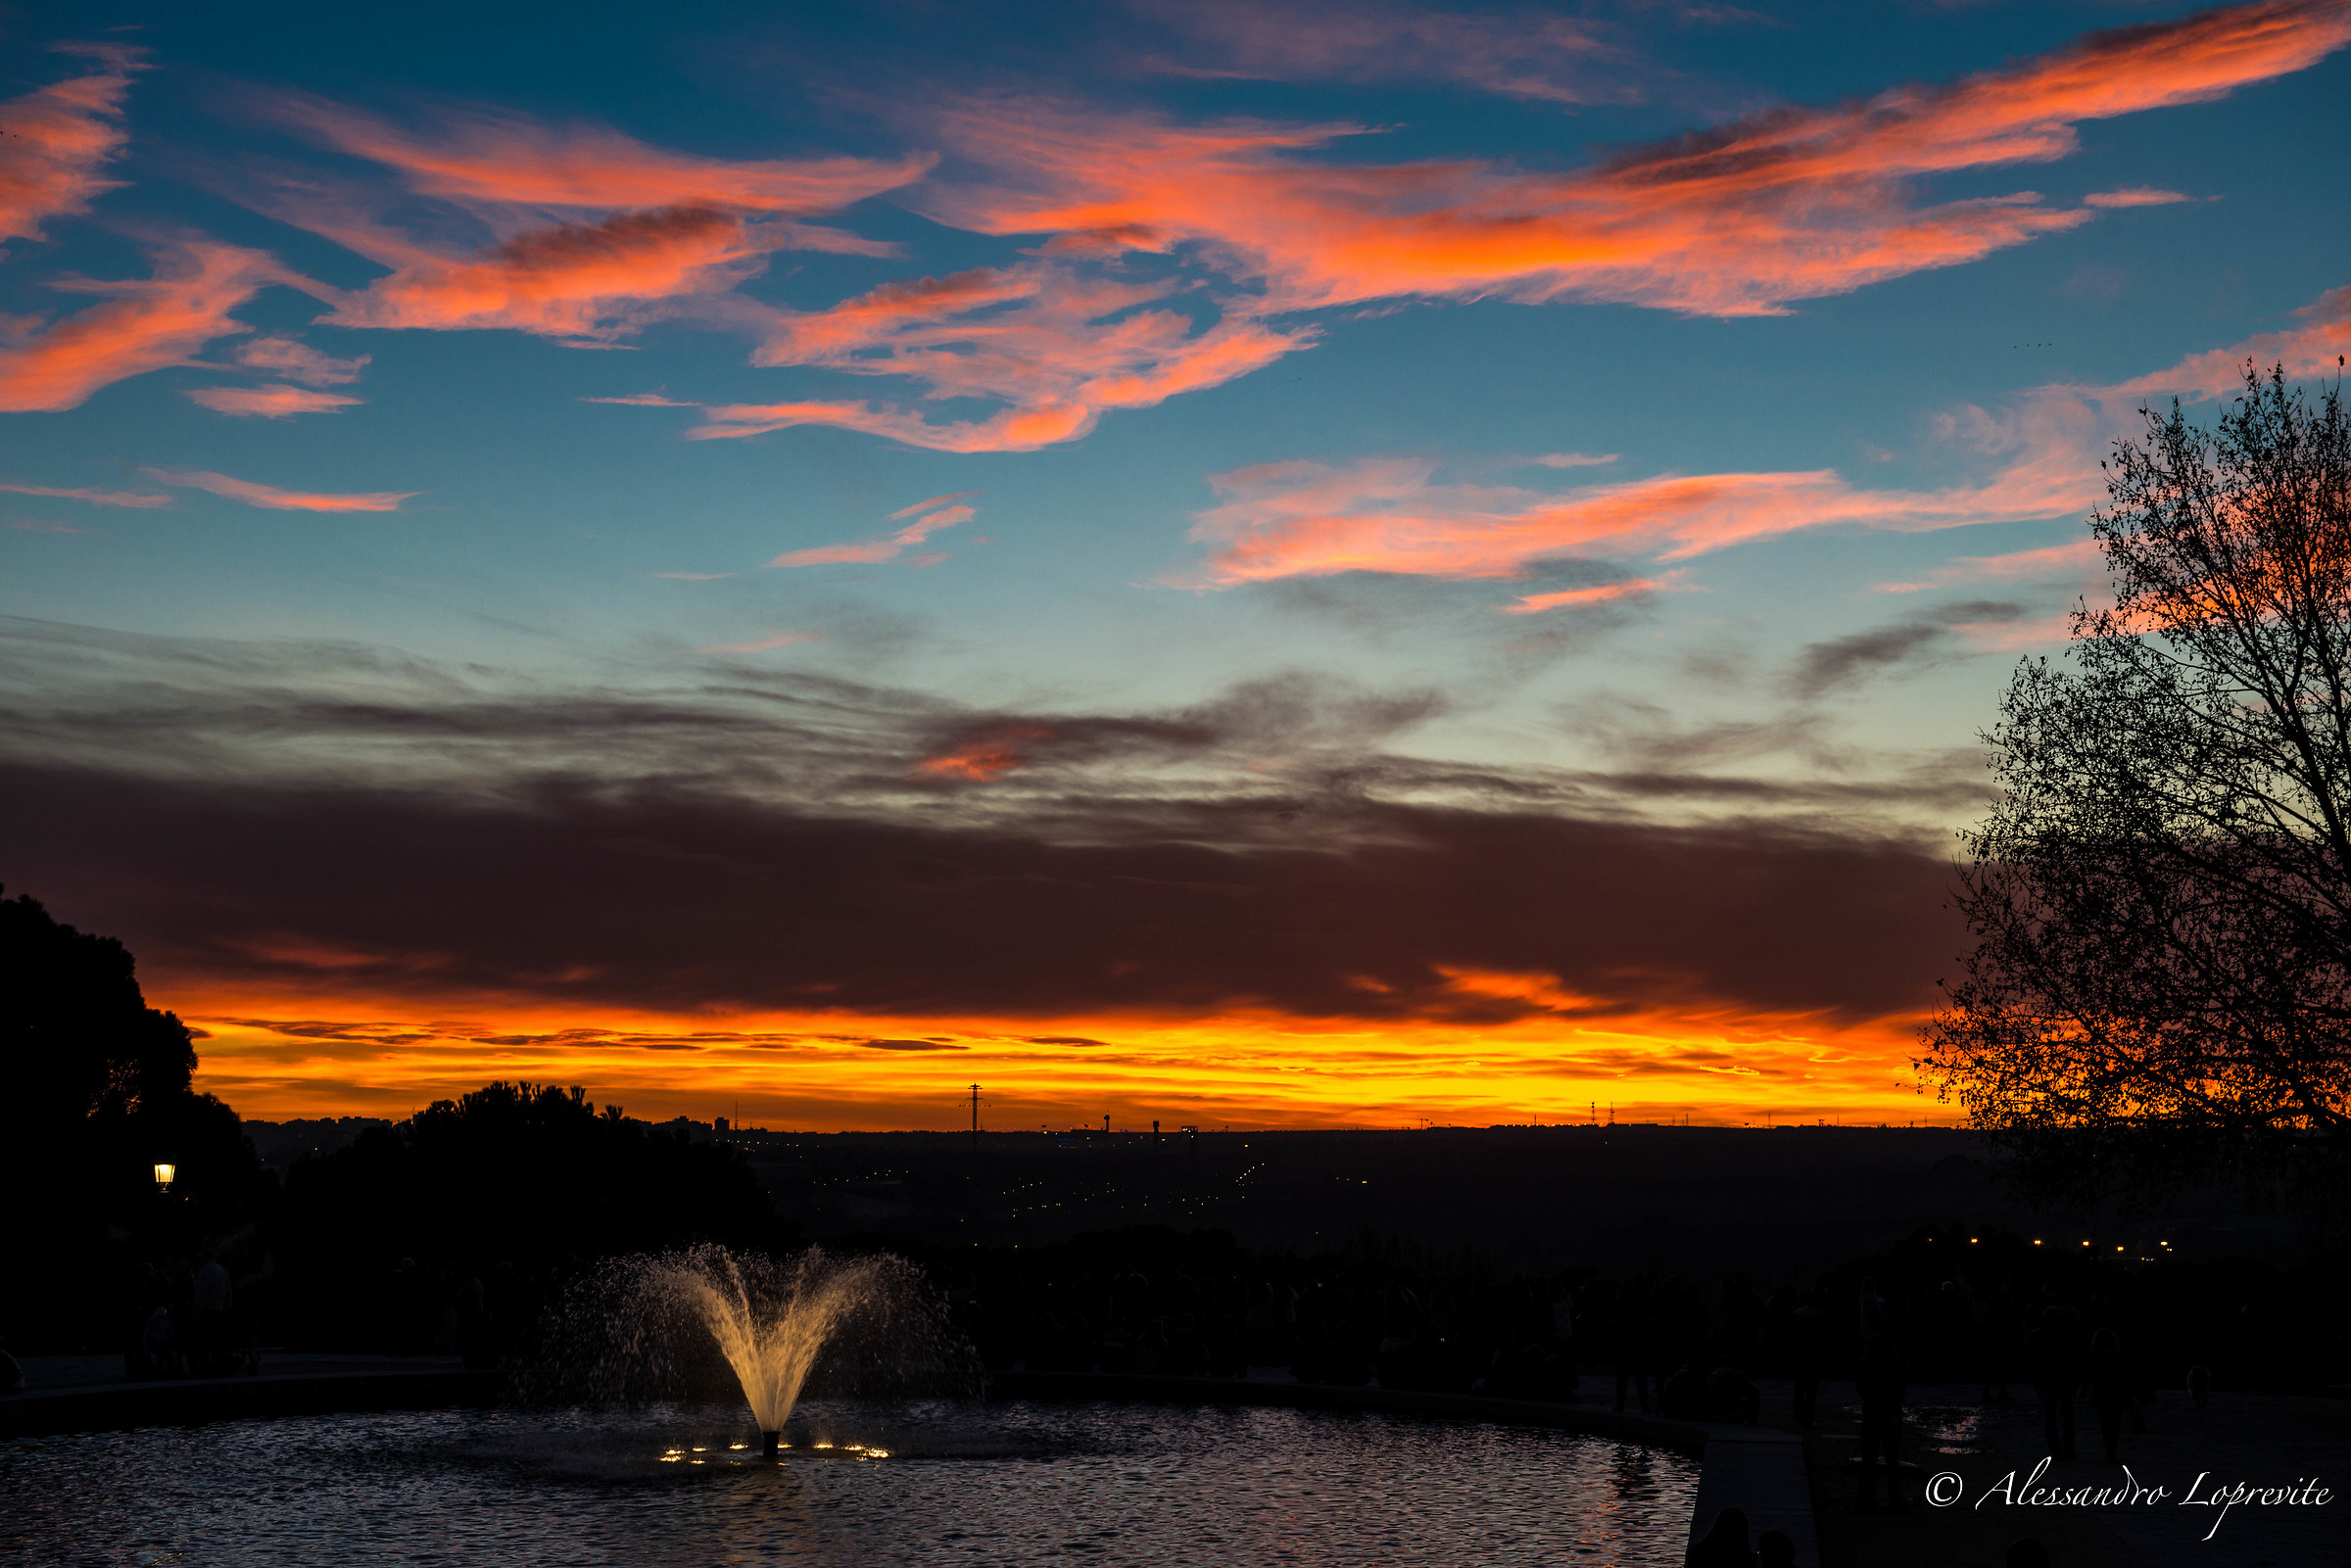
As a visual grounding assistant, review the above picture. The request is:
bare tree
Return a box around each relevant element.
[1922,362,2351,1204]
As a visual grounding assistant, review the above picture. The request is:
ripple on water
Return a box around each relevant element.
[0,1399,1699,1567]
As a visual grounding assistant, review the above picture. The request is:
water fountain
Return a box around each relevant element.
[646,1244,901,1458]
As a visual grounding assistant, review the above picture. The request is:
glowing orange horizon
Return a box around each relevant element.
[169,977,1962,1133]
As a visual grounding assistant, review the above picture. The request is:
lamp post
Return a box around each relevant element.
[153,1160,176,1195]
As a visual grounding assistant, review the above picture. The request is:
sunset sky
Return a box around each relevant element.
[3,0,2347,1130]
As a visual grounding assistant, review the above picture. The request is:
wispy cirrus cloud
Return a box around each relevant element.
[1877,538,2104,594]
[1183,395,2104,587]
[261,95,933,215]
[140,467,418,512]
[770,501,975,567]
[0,481,170,507]
[696,631,820,654]
[185,383,363,417]
[0,241,302,412]
[2082,186,2197,209]
[246,98,927,345]
[229,335,368,386]
[1126,0,1650,107]
[1503,572,1687,615]
[678,258,1304,451]
[2106,281,2351,399]
[0,44,145,245]
[925,2,2351,317]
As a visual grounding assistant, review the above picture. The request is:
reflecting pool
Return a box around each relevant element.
[3,1399,1698,1566]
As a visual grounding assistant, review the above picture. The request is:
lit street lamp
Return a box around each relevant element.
[154,1161,176,1194]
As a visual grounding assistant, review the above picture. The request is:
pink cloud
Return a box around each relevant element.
[0,481,170,507]
[1878,538,2104,594]
[769,503,975,567]
[237,98,927,349]
[925,2,2351,316]
[185,383,363,417]
[140,467,418,512]
[2082,186,2197,209]
[889,490,981,519]
[230,335,369,386]
[1184,398,2105,586]
[321,205,776,343]
[0,44,144,245]
[1504,572,1687,614]
[696,631,819,653]
[2106,282,2351,399]
[0,241,297,412]
[682,259,1304,450]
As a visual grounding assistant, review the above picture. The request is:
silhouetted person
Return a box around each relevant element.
[1855,1327,1906,1511]
[139,1303,181,1379]
[1755,1530,1796,1568]
[2027,1304,2081,1460]
[2087,1327,2132,1463]
[2005,1539,2052,1568]
[1687,1505,1753,1568]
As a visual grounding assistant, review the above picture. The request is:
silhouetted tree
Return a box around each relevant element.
[3,885,196,1133]
[0,886,264,1347]
[1923,364,2351,1206]
[273,1081,788,1349]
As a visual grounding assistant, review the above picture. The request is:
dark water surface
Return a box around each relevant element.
[1,1399,1698,1566]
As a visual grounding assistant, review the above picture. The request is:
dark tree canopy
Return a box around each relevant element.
[278,1081,782,1283]
[1,885,196,1136]
[1923,364,2351,1205]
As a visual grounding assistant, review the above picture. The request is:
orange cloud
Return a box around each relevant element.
[2108,281,2351,399]
[926,2,2351,316]
[769,503,975,567]
[0,241,294,412]
[684,260,1304,450]
[0,44,144,245]
[2082,186,2196,208]
[140,467,418,512]
[1184,401,2106,586]
[917,723,1060,782]
[242,98,925,347]
[1503,573,1685,614]
[323,205,773,342]
[186,383,363,417]
[0,481,170,506]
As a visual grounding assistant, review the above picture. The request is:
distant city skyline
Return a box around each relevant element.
[3,0,2347,1127]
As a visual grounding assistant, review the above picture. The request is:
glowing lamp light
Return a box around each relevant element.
[153,1162,176,1193]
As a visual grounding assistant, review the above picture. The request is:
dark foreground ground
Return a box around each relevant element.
[696,1124,2314,1278]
